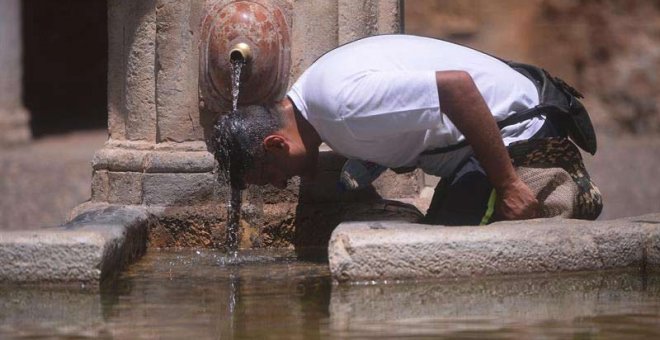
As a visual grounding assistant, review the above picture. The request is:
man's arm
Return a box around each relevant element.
[435,70,539,220]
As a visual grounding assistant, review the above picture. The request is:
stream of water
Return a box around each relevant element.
[230,59,243,113]
[224,59,246,254]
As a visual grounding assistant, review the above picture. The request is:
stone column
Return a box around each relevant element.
[0,0,31,146]
[90,0,403,249]
[93,0,215,207]
[337,0,401,45]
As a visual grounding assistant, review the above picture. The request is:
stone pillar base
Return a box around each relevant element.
[0,107,31,146]
[91,139,218,206]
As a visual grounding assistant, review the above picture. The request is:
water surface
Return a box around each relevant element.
[2,250,660,339]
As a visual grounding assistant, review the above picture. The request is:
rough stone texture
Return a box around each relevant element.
[626,213,660,270]
[147,202,297,249]
[107,0,157,142]
[376,0,401,35]
[247,178,299,204]
[329,213,660,282]
[92,147,148,172]
[0,0,31,146]
[155,0,203,142]
[123,0,158,142]
[338,0,401,45]
[338,0,379,45]
[0,205,149,283]
[147,204,226,248]
[289,0,338,87]
[108,172,143,205]
[143,150,214,173]
[646,222,660,269]
[93,147,215,173]
[142,172,215,205]
[91,170,110,202]
[0,231,105,283]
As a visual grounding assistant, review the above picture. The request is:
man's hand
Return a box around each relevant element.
[494,178,540,221]
[435,70,541,222]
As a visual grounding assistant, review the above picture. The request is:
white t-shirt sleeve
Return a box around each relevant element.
[337,70,444,139]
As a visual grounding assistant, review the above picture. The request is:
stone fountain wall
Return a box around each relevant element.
[405,0,660,135]
[90,0,409,251]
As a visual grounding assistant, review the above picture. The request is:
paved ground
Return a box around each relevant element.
[0,130,658,230]
[0,130,106,230]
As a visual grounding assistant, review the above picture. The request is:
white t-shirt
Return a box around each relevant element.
[287,35,542,177]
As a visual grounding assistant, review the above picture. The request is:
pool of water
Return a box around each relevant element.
[2,249,660,339]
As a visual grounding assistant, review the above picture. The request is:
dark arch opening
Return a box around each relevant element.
[22,0,108,138]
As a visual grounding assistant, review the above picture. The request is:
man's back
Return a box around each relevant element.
[287,35,543,175]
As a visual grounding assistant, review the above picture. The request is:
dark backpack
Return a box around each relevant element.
[420,61,598,157]
[502,61,597,155]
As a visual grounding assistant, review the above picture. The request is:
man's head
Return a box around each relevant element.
[211,103,318,190]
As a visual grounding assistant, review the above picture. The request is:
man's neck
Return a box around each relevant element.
[279,98,322,150]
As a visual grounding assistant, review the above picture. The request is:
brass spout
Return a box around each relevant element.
[229,42,252,63]
[200,0,290,110]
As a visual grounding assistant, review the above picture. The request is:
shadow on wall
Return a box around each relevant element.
[22,0,108,138]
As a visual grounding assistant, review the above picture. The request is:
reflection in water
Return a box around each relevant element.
[1,250,660,338]
[329,270,660,338]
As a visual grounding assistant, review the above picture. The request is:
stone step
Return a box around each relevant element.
[0,204,149,284]
[329,213,660,282]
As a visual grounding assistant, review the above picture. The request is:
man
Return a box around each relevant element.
[212,34,602,225]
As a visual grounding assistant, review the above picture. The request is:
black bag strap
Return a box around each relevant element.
[409,35,597,156]
[420,106,550,156]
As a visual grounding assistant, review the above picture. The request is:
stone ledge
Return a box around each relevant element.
[328,213,660,282]
[0,205,150,284]
[92,147,215,173]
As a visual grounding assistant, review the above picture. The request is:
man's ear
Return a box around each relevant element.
[263,135,289,153]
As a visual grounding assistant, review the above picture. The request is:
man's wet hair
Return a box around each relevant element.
[211,105,283,189]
